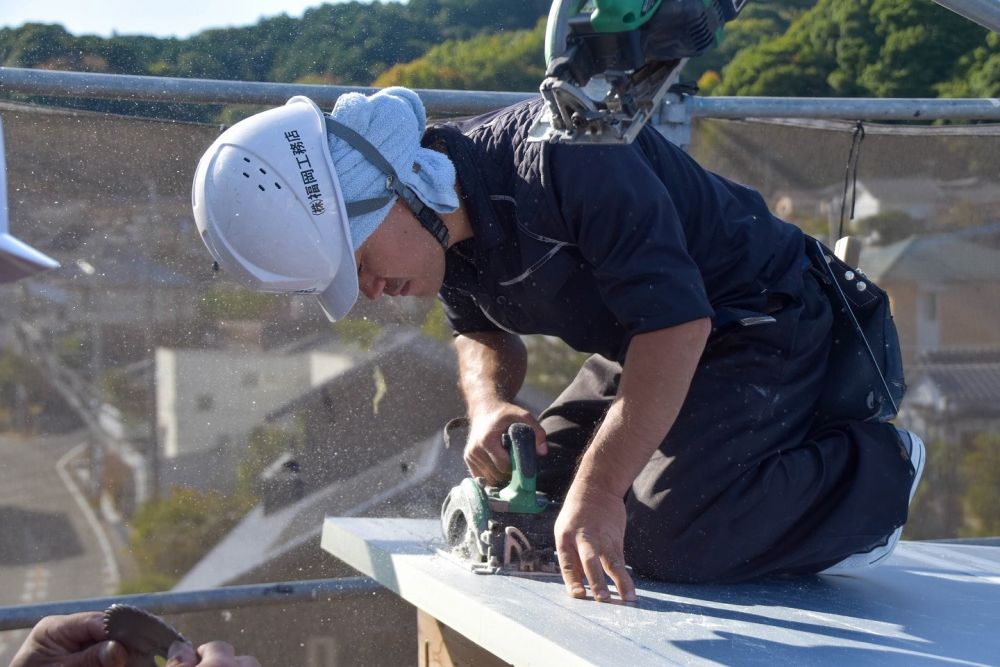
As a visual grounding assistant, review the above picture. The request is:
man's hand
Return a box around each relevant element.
[554,482,636,603]
[465,401,547,487]
[167,640,260,667]
[10,612,128,667]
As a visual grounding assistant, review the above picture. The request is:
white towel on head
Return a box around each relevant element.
[327,86,459,250]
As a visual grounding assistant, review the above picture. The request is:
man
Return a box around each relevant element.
[193,87,924,602]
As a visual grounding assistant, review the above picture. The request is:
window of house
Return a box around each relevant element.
[922,292,938,321]
[306,636,338,667]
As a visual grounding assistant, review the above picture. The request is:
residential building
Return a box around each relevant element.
[858,235,1000,365]
[899,347,1000,448]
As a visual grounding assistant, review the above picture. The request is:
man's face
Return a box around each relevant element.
[354,200,446,301]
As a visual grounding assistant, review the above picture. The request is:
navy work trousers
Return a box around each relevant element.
[536,269,916,583]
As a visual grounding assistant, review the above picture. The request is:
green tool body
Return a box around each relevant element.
[589,0,664,32]
[441,423,560,574]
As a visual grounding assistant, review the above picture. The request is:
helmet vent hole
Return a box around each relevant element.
[242,172,250,178]
[259,168,267,175]
[274,183,282,190]
[243,157,251,163]
[257,184,266,192]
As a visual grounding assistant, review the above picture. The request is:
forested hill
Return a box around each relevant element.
[0,1,550,85]
[715,0,998,98]
[1,0,996,106]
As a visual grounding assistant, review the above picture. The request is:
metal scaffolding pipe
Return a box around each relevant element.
[0,67,533,116]
[933,0,1000,32]
[3,68,1000,121]
[0,577,383,631]
[686,95,1000,121]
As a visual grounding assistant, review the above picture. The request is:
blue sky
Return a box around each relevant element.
[0,1,401,39]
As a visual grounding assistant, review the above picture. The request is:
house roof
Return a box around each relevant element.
[819,177,1000,206]
[916,365,1000,407]
[265,329,457,422]
[856,177,946,204]
[173,431,464,590]
[904,347,1000,415]
[859,235,1000,282]
[916,347,1000,366]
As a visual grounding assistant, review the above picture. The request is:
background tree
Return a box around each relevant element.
[961,433,1000,537]
[0,23,77,69]
[374,19,547,92]
[120,487,246,592]
[409,0,551,40]
[858,0,987,97]
[937,32,1000,98]
[681,0,812,87]
[905,438,964,539]
[716,0,992,97]
[0,349,77,434]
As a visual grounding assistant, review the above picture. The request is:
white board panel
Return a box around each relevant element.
[322,517,1000,667]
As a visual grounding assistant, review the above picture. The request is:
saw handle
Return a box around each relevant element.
[504,422,538,482]
[496,423,548,514]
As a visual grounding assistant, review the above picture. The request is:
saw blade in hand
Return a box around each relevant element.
[103,603,187,667]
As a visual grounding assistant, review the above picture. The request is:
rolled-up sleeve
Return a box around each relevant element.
[546,142,713,336]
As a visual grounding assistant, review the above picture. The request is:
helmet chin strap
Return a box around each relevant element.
[325,117,450,250]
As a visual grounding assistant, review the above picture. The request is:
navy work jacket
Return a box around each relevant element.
[429,99,805,362]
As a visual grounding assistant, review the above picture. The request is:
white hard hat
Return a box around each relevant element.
[192,96,358,321]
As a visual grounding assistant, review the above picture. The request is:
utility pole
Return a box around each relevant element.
[145,181,161,501]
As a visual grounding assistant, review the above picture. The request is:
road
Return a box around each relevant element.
[0,431,120,663]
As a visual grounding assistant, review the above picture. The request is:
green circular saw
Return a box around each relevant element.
[441,423,561,575]
[533,0,748,144]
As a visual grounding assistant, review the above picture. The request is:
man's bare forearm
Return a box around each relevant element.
[455,331,545,483]
[575,318,711,497]
[553,319,710,603]
[454,331,528,416]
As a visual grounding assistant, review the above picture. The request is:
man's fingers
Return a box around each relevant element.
[598,532,636,602]
[464,447,495,477]
[100,641,129,667]
[165,640,259,667]
[559,532,634,603]
[530,423,549,456]
[198,640,237,659]
[165,641,197,667]
[601,551,637,603]
[63,640,127,667]
[576,536,611,602]
[556,542,588,599]
[466,449,505,486]
[465,433,512,487]
[485,445,511,478]
[199,641,261,667]
[37,612,107,651]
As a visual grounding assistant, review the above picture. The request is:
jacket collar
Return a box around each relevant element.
[423,124,505,252]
